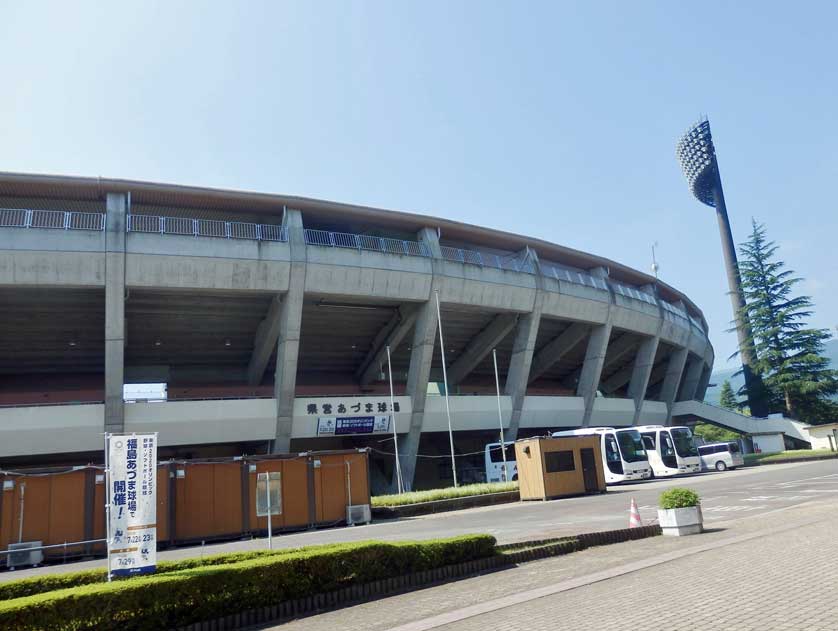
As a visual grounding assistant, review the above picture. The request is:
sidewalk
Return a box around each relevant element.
[264,499,838,631]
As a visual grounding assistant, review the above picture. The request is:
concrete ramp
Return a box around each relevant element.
[671,400,812,444]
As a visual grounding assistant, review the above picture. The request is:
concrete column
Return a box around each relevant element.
[659,347,689,425]
[527,323,589,384]
[447,313,518,386]
[577,323,613,426]
[356,305,420,386]
[272,209,305,453]
[397,296,439,491]
[678,355,705,402]
[503,306,542,441]
[105,192,127,434]
[628,336,659,424]
[695,363,713,402]
[417,227,442,258]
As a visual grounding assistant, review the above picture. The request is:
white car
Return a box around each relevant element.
[698,441,744,471]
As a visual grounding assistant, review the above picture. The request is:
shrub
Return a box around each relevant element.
[0,535,496,630]
[372,482,518,507]
[0,542,352,601]
[659,488,700,509]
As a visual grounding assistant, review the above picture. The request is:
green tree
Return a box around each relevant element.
[718,379,738,410]
[735,220,838,423]
[693,422,740,443]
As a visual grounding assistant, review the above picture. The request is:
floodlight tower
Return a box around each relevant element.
[676,118,768,417]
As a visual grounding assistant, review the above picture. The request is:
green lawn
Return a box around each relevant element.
[372,481,519,507]
[744,449,837,464]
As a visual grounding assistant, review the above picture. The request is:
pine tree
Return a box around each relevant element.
[719,379,738,410]
[736,220,838,423]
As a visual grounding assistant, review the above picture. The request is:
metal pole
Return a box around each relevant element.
[346,461,352,510]
[492,349,508,483]
[266,474,273,550]
[104,433,112,582]
[434,289,458,488]
[386,345,403,494]
[712,177,767,418]
[17,483,25,544]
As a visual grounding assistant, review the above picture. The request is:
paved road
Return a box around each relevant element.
[3,459,836,582]
[268,483,838,631]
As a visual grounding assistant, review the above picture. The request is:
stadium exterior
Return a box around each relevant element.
[0,172,721,491]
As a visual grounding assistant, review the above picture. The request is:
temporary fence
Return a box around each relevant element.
[0,450,369,565]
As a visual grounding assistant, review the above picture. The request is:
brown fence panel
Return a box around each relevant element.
[156,465,170,543]
[317,455,349,524]
[175,462,243,542]
[211,463,243,537]
[0,476,15,551]
[248,457,310,531]
[46,472,87,558]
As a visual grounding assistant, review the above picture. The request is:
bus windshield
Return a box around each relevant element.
[616,431,647,462]
[671,428,698,458]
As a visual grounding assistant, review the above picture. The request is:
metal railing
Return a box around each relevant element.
[612,281,658,305]
[0,208,105,231]
[126,214,287,242]
[303,228,431,257]
[440,245,537,274]
[540,262,609,291]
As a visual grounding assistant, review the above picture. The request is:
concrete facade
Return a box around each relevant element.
[0,172,731,489]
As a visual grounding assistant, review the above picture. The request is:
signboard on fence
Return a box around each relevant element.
[316,415,390,436]
[106,433,157,577]
[256,472,282,517]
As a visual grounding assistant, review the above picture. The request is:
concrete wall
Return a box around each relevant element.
[752,433,785,454]
[0,404,103,457]
[637,400,669,425]
[422,395,512,432]
[519,396,586,428]
[124,398,277,446]
[589,397,636,427]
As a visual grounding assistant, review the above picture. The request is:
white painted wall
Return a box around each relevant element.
[752,433,785,454]
[590,398,636,427]
[520,396,585,428]
[638,400,668,426]
[422,395,512,432]
[0,404,103,457]
[125,398,277,445]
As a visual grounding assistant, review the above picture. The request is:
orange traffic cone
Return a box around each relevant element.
[629,498,643,528]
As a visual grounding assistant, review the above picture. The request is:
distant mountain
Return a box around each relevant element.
[705,338,838,405]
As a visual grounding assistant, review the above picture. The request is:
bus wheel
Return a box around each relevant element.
[715,461,727,472]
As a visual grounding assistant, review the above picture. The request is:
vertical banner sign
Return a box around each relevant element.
[107,433,157,576]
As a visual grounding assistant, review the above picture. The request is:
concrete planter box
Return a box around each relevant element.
[657,505,703,536]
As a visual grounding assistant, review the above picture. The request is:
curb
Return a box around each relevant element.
[173,524,661,630]
[372,491,520,519]
[744,454,838,467]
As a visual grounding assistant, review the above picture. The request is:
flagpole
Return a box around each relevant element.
[386,345,403,494]
[434,289,458,488]
[492,348,508,482]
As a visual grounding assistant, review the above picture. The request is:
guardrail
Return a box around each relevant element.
[540,262,609,291]
[303,228,430,257]
[0,208,105,231]
[127,214,287,242]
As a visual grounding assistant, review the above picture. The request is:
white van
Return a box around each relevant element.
[698,441,744,471]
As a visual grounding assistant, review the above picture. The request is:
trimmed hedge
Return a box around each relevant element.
[0,535,496,630]
[0,542,352,601]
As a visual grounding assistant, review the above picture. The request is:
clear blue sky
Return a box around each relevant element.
[2,1,835,369]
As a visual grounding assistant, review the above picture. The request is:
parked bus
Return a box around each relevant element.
[484,442,518,482]
[636,425,700,477]
[551,428,652,484]
[698,441,744,471]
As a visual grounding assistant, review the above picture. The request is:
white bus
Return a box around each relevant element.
[484,442,518,482]
[636,425,700,477]
[551,428,652,484]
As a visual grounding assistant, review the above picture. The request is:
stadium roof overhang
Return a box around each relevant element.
[0,171,706,323]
